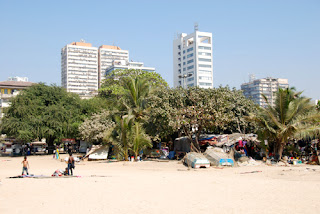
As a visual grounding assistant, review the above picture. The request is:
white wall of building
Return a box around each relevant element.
[99,48,129,87]
[61,44,98,98]
[173,30,213,89]
[241,77,289,108]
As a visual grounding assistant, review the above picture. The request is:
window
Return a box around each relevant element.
[4,89,8,94]
[199,64,211,68]
[183,68,186,71]
[187,77,194,82]
[187,65,194,70]
[187,59,194,64]
[199,70,211,73]
[188,83,194,87]
[183,56,185,60]
[183,62,186,65]
[199,52,211,56]
[198,46,211,50]
[199,82,212,86]
[199,76,212,81]
[187,47,193,52]
[183,50,185,54]
[187,53,193,58]
[199,58,211,62]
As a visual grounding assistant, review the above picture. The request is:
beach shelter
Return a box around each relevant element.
[85,145,109,160]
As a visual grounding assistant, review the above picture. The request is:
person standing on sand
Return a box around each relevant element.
[67,153,75,176]
[21,156,29,175]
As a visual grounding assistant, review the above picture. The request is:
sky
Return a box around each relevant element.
[0,0,319,99]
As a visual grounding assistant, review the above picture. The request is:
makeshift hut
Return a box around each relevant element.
[174,137,191,153]
[84,145,109,161]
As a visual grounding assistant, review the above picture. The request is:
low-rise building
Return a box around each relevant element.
[0,77,34,118]
[105,60,155,76]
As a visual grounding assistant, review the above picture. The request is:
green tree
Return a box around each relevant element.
[247,88,320,159]
[132,121,152,160]
[1,83,102,153]
[99,69,168,99]
[105,113,135,161]
[79,110,114,144]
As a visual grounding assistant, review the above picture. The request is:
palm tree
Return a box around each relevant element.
[121,76,153,121]
[248,87,320,159]
[132,121,152,160]
[105,113,134,161]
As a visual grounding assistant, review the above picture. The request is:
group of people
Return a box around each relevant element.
[21,153,75,176]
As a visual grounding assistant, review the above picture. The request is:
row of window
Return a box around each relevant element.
[198,46,211,50]
[199,76,212,81]
[199,82,212,86]
[199,64,211,68]
[187,77,194,82]
[198,58,211,62]
[187,59,194,64]
[199,52,211,56]
[187,65,194,70]
[187,47,193,52]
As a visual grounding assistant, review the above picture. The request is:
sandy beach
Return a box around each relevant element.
[0,155,319,214]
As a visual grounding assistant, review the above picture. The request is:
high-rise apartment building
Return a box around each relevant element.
[61,41,98,98]
[98,45,129,87]
[173,26,213,88]
[62,41,155,98]
[241,76,289,108]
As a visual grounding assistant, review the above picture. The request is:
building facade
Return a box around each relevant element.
[0,77,33,118]
[62,41,154,98]
[98,45,129,87]
[173,27,213,88]
[61,41,99,99]
[241,77,289,108]
[106,60,155,75]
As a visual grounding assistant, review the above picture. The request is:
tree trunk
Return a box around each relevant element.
[124,146,129,161]
[277,143,284,160]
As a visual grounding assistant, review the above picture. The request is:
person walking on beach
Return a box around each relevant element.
[67,153,75,176]
[21,156,29,175]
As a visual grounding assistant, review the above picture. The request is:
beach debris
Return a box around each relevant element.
[240,171,262,174]
[204,147,234,167]
[184,152,210,168]
[237,158,261,166]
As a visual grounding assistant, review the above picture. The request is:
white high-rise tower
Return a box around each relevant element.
[173,25,213,88]
[61,41,98,98]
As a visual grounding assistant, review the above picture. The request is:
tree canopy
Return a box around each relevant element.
[247,87,320,158]
[0,83,105,153]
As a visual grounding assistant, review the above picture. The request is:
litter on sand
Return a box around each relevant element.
[240,171,262,174]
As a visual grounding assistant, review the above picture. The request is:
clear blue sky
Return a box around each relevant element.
[0,0,319,99]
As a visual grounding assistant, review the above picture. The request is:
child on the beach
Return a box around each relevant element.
[21,156,29,175]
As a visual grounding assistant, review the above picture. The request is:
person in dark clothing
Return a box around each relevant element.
[67,153,75,175]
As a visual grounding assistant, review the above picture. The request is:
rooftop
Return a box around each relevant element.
[0,81,34,89]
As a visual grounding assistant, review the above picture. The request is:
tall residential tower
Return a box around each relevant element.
[98,45,129,87]
[62,41,155,98]
[61,41,98,98]
[173,26,213,88]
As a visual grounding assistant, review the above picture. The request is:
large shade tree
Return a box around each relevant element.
[1,83,104,153]
[247,88,320,159]
[146,86,257,150]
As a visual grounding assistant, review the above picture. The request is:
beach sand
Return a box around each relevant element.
[0,155,319,214]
